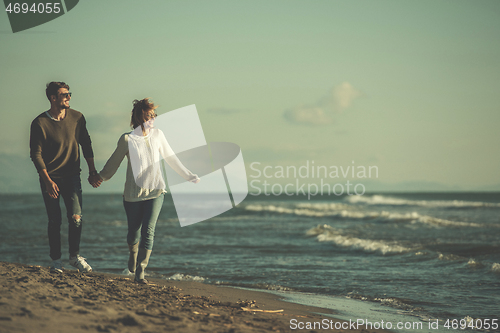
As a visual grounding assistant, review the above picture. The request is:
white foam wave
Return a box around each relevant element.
[416,215,482,227]
[438,253,464,261]
[215,281,293,291]
[295,202,348,211]
[347,195,500,208]
[121,268,134,275]
[373,297,420,311]
[246,204,482,227]
[307,224,412,254]
[167,273,206,282]
[245,204,339,217]
[467,259,484,268]
[492,263,500,273]
[251,283,293,291]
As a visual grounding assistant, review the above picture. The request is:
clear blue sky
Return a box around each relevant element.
[1,0,499,192]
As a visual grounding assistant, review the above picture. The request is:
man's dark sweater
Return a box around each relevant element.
[30,109,94,179]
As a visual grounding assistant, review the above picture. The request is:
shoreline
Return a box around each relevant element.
[0,261,391,332]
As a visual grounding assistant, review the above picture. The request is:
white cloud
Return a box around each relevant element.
[331,82,362,111]
[285,82,362,125]
[206,107,246,114]
[284,106,333,125]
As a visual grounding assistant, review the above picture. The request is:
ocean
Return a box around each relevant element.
[1,192,499,332]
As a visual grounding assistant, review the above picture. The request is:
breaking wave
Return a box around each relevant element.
[166,273,206,282]
[346,195,500,208]
[245,204,483,227]
[306,224,412,254]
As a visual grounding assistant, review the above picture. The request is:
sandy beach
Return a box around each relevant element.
[0,261,392,333]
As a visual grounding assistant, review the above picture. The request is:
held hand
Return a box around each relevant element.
[45,181,59,199]
[88,174,103,188]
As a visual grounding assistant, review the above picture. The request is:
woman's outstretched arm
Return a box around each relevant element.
[99,133,128,181]
[158,131,200,183]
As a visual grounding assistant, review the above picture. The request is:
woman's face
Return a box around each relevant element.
[143,110,157,129]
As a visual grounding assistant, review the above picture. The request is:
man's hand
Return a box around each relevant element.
[39,169,59,198]
[88,174,103,188]
[45,180,59,199]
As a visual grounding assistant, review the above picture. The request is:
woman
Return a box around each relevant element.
[97,98,199,284]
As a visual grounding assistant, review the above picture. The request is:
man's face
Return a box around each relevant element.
[53,87,71,109]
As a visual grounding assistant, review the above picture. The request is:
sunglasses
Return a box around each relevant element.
[59,92,72,98]
[145,112,157,120]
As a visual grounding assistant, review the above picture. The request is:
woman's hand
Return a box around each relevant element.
[88,174,103,188]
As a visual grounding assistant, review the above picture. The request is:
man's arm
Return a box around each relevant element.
[86,157,102,188]
[86,157,96,173]
[29,120,47,173]
[78,115,101,188]
[30,120,60,198]
[79,115,94,159]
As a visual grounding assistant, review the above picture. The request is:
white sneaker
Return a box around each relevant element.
[69,255,92,272]
[50,259,63,273]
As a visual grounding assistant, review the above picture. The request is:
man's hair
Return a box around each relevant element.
[131,98,159,132]
[46,81,70,101]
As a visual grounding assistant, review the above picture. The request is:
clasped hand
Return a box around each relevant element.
[88,174,103,188]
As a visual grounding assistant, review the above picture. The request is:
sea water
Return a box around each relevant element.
[1,192,499,332]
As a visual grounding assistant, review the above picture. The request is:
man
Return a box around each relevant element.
[30,81,101,273]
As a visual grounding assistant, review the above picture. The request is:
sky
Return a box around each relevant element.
[1,0,499,193]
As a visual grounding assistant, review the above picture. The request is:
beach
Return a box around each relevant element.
[0,193,500,333]
[0,261,391,333]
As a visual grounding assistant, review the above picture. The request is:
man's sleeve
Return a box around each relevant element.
[29,120,46,172]
[79,115,94,159]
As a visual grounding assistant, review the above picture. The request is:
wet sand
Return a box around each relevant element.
[0,262,390,332]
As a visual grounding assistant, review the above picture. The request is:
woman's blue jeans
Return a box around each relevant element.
[123,194,164,250]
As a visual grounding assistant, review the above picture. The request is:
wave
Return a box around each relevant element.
[416,215,482,228]
[294,202,349,210]
[166,273,206,282]
[438,253,465,261]
[245,204,373,218]
[467,259,484,268]
[492,263,500,273]
[215,280,294,291]
[245,204,483,227]
[306,224,413,254]
[121,268,134,275]
[373,297,424,312]
[346,195,500,208]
